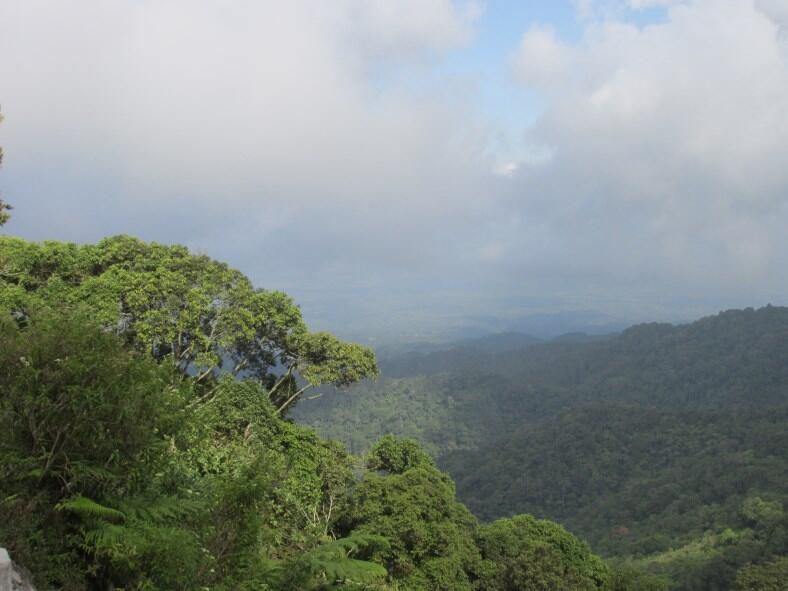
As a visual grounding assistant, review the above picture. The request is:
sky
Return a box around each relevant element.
[2,0,788,342]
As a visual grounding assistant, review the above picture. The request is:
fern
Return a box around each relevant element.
[57,492,203,572]
[277,534,390,590]
[68,461,117,486]
[56,495,126,522]
[82,522,132,550]
[118,494,204,523]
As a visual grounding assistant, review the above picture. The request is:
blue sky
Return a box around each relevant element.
[2,0,788,342]
[437,1,672,166]
[441,2,582,145]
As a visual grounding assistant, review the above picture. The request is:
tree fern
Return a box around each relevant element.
[81,522,132,550]
[67,461,117,486]
[57,492,203,586]
[118,493,204,523]
[276,533,390,590]
[56,495,126,522]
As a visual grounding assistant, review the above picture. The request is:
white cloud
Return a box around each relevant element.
[755,0,788,30]
[512,26,571,90]
[509,0,788,290]
[0,0,490,273]
[2,0,788,335]
[346,0,482,57]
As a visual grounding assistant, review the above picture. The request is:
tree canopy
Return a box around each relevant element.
[734,556,788,591]
[0,309,389,590]
[0,234,674,591]
[474,515,612,591]
[0,235,377,413]
[295,305,788,590]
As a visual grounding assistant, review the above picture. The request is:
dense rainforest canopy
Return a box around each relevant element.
[0,235,669,591]
[295,306,788,590]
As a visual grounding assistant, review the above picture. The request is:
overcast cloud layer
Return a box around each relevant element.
[2,0,787,340]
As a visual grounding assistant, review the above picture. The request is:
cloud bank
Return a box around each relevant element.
[2,0,788,338]
[507,0,788,301]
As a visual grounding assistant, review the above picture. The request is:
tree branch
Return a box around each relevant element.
[274,383,312,415]
[267,365,295,401]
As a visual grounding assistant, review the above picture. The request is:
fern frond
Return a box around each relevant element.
[82,522,129,550]
[68,461,118,485]
[118,494,204,523]
[56,495,126,522]
[282,534,390,589]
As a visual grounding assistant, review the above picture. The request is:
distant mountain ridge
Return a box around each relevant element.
[296,306,788,455]
[377,330,618,376]
[378,331,544,377]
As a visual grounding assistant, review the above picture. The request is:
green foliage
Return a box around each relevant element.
[292,373,512,458]
[298,307,788,458]
[296,306,788,591]
[57,496,127,522]
[187,376,359,571]
[0,306,377,590]
[0,235,377,412]
[299,331,380,388]
[741,497,784,527]
[446,404,788,590]
[0,235,646,591]
[339,437,482,591]
[606,563,670,591]
[0,311,198,590]
[475,515,610,591]
[483,542,595,591]
[367,435,436,474]
[273,534,391,590]
[446,403,788,547]
[0,309,188,497]
[734,556,788,591]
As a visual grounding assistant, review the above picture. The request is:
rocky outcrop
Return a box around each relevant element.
[0,549,36,591]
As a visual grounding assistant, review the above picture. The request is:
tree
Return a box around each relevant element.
[0,305,384,591]
[0,108,10,226]
[339,437,481,591]
[735,557,788,591]
[0,309,199,590]
[474,515,611,591]
[271,534,391,590]
[607,564,670,591]
[366,435,435,475]
[0,235,377,413]
[1,235,648,591]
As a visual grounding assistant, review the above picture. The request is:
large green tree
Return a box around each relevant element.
[0,309,385,591]
[0,310,198,590]
[0,236,661,591]
[0,235,377,413]
[474,515,611,591]
[338,437,482,591]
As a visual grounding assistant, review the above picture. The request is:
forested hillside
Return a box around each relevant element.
[0,235,665,591]
[294,306,788,590]
[296,307,788,454]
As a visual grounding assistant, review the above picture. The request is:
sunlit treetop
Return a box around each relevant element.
[0,234,377,413]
